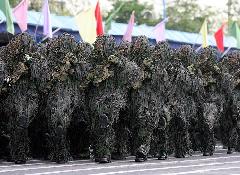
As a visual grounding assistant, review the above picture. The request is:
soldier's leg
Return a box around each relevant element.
[93,114,114,163]
[0,111,10,160]
[154,117,168,160]
[133,111,157,162]
[198,121,215,156]
[10,117,29,164]
[169,115,190,158]
[112,110,130,160]
[47,121,71,163]
[235,120,240,152]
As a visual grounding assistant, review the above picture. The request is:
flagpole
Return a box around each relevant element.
[195,46,202,52]
[221,47,231,58]
[193,33,201,50]
[41,27,61,42]
[34,13,42,41]
[162,0,166,19]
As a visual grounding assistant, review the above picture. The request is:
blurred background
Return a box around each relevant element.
[8,0,240,33]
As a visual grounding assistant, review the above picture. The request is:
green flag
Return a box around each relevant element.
[105,2,124,33]
[0,0,14,34]
[229,22,240,49]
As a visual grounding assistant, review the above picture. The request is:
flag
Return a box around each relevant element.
[200,19,208,48]
[0,0,14,34]
[123,11,135,42]
[13,0,28,32]
[229,22,240,49]
[42,0,52,38]
[105,2,124,33]
[75,7,97,44]
[153,18,168,43]
[214,23,225,52]
[95,0,103,36]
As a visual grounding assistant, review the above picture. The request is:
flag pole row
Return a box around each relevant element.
[0,0,239,52]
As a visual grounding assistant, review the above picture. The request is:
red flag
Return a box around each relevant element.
[214,24,226,52]
[95,1,103,36]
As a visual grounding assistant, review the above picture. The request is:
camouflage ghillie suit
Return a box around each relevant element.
[166,45,207,158]
[67,42,93,159]
[0,34,38,164]
[87,36,143,163]
[196,48,228,155]
[112,41,133,160]
[0,53,10,160]
[148,42,173,160]
[31,34,91,163]
[128,37,170,161]
[177,46,215,156]
[220,51,240,153]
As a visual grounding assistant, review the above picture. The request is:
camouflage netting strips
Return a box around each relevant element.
[1,33,240,164]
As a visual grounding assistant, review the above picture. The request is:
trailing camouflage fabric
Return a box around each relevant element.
[87,35,143,163]
[0,33,38,164]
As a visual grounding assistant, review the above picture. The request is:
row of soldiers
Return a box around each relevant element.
[0,33,240,164]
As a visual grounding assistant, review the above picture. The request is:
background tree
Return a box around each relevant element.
[166,0,216,33]
[227,0,240,27]
[105,0,160,26]
[9,0,70,16]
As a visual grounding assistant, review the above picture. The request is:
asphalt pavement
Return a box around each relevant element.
[1,148,240,175]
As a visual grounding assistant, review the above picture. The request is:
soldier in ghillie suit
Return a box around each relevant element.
[195,47,228,155]
[177,45,215,156]
[87,35,143,163]
[127,37,170,161]
[0,51,10,160]
[220,51,240,153]
[0,33,38,164]
[166,45,214,158]
[166,50,193,158]
[31,34,91,163]
[111,41,133,160]
[67,42,93,159]
[146,41,172,160]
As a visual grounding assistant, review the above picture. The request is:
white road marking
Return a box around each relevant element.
[161,167,240,175]
[0,162,97,173]
[25,160,240,175]
[0,163,46,168]
[0,151,229,168]
[0,154,240,173]
[89,165,240,175]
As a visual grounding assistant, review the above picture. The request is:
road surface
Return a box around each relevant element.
[0,149,240,175]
